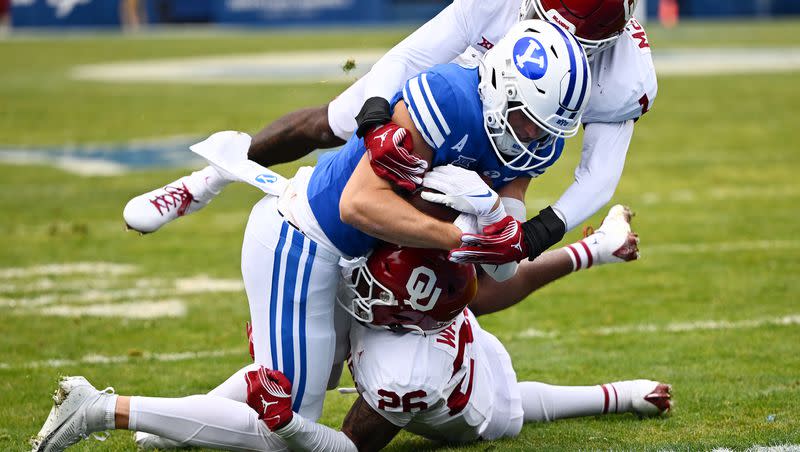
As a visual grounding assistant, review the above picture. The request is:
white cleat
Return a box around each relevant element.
[630,379,672,417]
[134,431,185,450]
[31,376,114,452]
[582,204,640,265]
[123,174,215,234]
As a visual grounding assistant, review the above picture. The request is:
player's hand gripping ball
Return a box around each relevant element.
[365,122,428,192]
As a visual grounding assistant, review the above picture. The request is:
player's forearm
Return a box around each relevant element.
[552,120,634,230]
[470,248,573,316]
[247,105,345,167]
[274,415,357,452]
[341,188,461,250]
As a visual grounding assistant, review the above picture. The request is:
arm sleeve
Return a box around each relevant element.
[362,0,474,101]
[480,197,526,282]
[552,120,635,231]
[327,0,475,139]
[274,415,357,452]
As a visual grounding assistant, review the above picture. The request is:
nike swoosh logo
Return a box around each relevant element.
[467,191,493,198]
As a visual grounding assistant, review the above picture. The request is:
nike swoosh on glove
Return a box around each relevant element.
[420,165,502,223]
[245,366,294,431]
[365,122,427,192]
[449,216,529,265]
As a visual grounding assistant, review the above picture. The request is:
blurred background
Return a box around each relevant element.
[2,0,800,30]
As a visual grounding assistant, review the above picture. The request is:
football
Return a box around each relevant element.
[406,189,460,223]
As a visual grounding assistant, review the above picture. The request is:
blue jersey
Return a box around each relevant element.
[307,63,564,257]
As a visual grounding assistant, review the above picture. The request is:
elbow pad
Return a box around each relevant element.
[355,97,392,138]
[521,206,566,260]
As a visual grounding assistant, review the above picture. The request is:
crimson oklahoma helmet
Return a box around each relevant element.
[519,0,638,55]
[338,243,477,335]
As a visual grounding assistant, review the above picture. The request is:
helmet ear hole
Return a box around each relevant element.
[506,86,516,99]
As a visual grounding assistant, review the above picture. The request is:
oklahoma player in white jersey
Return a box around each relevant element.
[123,0,657,266]
[31,238,669,452]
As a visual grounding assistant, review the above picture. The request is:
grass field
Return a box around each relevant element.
[1,19,800,451]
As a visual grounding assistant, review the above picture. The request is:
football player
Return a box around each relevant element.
[123,0,656,267]
[31,239,667,452]
[126,19,591,431]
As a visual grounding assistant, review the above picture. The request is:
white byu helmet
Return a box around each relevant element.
[478,19,591,171]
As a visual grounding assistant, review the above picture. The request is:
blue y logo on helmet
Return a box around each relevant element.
[513,38,548,80]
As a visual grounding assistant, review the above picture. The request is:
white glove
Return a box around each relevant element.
[420,165,505,227]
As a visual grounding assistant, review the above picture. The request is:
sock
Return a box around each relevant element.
[86,393,118,432]
[562,238,599,271]
[518,381,632,422]
[129,394,288,451]
[184,166,231,200]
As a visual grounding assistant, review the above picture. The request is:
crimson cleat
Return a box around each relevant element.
[123,175,214,234]
[631,380,672,417]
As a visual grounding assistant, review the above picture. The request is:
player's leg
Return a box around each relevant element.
[518,379,672,422]
[470,204,639,316]
[31,376,288,452]
[123,165,232,234]
[122,79,362,235]
[242,195,341,421]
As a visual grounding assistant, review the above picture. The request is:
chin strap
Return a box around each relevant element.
[520,206,566,260]
[355,97,392,138]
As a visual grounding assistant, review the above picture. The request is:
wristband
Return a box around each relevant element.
[520,206,566,260]
[355,97,392,138]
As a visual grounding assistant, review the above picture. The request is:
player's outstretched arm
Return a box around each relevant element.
[470,204,640,316]
[247,104,346,167]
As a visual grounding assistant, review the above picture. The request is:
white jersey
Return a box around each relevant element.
[329,0,656,138]
[583,18,657,123]
[327,1,658,231]
[348,309,524,442]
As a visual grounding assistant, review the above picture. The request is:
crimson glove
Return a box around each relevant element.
[245,366,294,431]
[449,216,529,264]
[365,122,427,192]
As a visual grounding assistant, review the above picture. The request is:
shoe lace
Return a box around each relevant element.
[149,183,194,217]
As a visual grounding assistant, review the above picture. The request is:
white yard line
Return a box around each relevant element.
[0,262,137,279]
[0,347,244,370]
[38,300,187,319]
[70,47,800,85]
[516,314,800,339]
[713,446,800,452]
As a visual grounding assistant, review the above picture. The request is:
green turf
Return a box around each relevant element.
[1,19,800,451]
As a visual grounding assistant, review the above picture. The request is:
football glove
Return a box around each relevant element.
[365,122,427,192]
[245,366,294,431]
[449,216,528,264]
[420,165,504,225]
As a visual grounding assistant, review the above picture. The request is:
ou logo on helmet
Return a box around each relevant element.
[513,37,548,80]
[404,266,441,312]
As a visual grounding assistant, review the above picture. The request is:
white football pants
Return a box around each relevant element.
[241,195,342,421]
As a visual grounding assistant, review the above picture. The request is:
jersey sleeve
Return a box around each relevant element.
[402,70,464,153]
[582,19,658,124]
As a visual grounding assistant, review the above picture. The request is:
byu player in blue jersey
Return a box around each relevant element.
[51,21,591,443]
[30,24,602,451]
[235,19,590,425]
